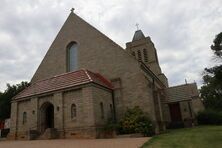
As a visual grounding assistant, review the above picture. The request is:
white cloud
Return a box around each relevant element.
[0,0,222,91]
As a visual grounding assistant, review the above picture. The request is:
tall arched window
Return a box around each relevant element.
[100,102,104,119]
[23,112,27,124]
[137,50,142,61]
[67,42,78,72]
[143,49,148,62]
[71,104,77,119]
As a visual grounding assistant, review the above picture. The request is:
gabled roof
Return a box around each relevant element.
[14,69,113,100]
[165,83,199,103]
[31,11,126,83]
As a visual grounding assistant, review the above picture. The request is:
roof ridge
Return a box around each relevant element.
[72,13,124,51]
[33,69,86,84]
[84,69,93,82]
[168,83,196,89]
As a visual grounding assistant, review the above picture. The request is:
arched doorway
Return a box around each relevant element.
[40,102,54,132]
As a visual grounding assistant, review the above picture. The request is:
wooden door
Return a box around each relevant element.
[169,103,182,122]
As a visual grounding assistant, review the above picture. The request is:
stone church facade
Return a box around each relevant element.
[8,11,204,140]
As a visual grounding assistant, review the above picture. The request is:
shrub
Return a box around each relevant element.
[197,109,222,125]
[135,116,154,136]
[118,106,154,136]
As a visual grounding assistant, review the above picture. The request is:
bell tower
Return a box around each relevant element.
[126,29,168,87]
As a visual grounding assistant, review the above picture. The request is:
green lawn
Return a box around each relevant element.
[142,126,222,148]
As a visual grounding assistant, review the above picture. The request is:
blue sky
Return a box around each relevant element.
[0,0,222,91]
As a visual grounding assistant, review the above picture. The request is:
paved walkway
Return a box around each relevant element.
[0,137,149,148]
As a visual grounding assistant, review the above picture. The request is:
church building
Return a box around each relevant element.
[8,10,204,140]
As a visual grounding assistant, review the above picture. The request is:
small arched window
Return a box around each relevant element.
[137,50,142,61]
[154,50,159,64]
[143,49,148,62]
[71,104,77,119]
[67,42,78,72]
[100,102,104,119]
[23,112,27,124]
[132,51,135,57]
[110,104,113,118]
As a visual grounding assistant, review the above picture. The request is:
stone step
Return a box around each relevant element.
[38,128,58,140]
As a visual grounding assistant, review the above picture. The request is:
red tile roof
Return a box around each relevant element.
[14,69,113,100]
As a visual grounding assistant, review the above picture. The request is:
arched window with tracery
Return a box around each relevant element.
[67,42,78,72]
[71,104,77,119]
[23,112,27,124]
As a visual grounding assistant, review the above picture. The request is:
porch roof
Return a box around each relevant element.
[13,69,113,100]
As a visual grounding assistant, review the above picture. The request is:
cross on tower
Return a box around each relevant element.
[136,23,139,30]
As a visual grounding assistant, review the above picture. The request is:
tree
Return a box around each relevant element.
[200,32,222,111]
[211,32,222,57]
[0,81,29,120]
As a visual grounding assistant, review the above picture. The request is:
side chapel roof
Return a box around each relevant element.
[14,69,113,100]
[166,83,199,103]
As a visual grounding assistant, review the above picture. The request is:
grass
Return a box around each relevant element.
[142,126,222,148]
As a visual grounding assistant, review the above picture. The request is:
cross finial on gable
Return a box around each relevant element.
[136,23,139,30]
[70,8,75,13]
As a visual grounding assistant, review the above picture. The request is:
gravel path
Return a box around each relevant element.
[0,137,149,148]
